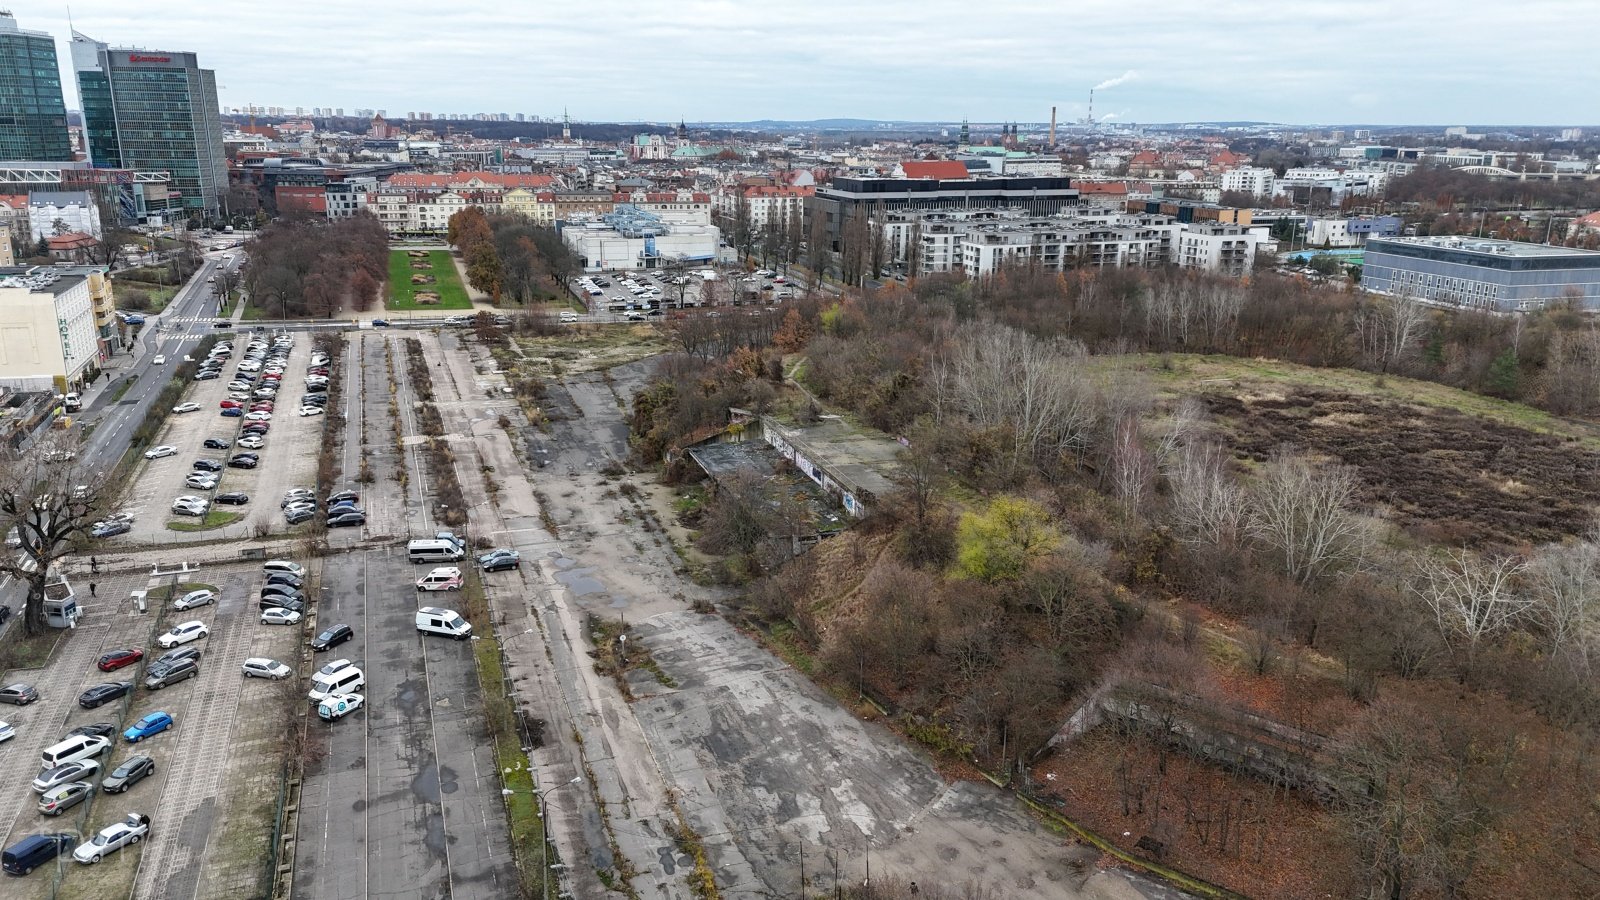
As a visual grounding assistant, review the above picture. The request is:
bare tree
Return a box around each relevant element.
[1153,397,1205,474]
[1247,451,1367,587]
[0,433,104,635]
[1410,548,1531,676]
[1526,536,1600,675]
[1376,292,1428,373]
[1109,414,1154,515]
[1168,440,1248,550]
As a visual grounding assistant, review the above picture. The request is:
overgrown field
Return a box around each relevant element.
[1140,355,1600,547]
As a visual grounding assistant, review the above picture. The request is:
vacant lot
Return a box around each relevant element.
[1138,355,1600,547]
[387,250,471,310]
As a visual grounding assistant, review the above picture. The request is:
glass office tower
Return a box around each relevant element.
[0,13,73,161]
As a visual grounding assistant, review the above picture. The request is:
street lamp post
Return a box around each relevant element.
[535,775,583,899]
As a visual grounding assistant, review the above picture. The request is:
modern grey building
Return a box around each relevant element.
[71,33,226,219]
[0,13,73,161]
[809,175,1079,255]
[1363,236,1600,312]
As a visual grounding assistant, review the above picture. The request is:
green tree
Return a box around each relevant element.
[1486,348,1520,398]
[955,496,1061,582]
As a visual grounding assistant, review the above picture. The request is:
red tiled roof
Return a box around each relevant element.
[1078,182,1128,195]
[0,194,26,208]
[900,160,970,180]
[47,232,96,250]
[1576,211,1600,228]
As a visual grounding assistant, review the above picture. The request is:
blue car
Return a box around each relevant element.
[123,711,173,743]
[371,319,390,328]
[220,407,243,417]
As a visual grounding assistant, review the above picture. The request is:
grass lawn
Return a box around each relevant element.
[388,250,473,311]
[166,509,244,532]
[119,280,179,314]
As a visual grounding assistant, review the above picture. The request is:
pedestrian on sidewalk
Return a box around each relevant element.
[89,582,97,598]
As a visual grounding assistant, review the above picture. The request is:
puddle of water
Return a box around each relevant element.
[555,567,606,597]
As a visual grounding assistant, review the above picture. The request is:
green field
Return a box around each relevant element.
[387,250,473,310]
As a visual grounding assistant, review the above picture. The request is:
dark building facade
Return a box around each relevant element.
[0,13,73,161]
[808,175,1078,253]
[72,33,225,218]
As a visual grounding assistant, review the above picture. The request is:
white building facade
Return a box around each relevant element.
[27,191,102,241]
[0,267,99,390]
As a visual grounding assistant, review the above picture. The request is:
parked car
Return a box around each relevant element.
[100,755,155,793]
[240,658,291,680]
[90,521,131,539]
[0,683,38,705]
[97,649,144,672]
[36,781,93,816]
[156,621,209,649]
[78,682,132,709]
[32,760,100,794]
[237,435,265,450]
[311,624,353,652]
[1,832,76,875]
[154,646,202,667]
[143,446,177,459]
[220,407,243,417]
[265,573,303,590]
[123,712,173,743]
[73,813,150,864]
[477,548,521,572]
[317,692,364,722]
[215,492,249,505]
[63,723,117,740]
[284,507,315,525]
[192,459,223,473]
[298,406,325,416]
[202,438,231,450]
[38,782,94,816]
[172,402,200,414]
[173,589,216,611]
[326,510,366,528]
[261,608,302,626]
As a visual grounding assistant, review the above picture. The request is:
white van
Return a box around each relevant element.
[41,735,111,769]
[415,567,463,592]
[416,607,472,640]
[263,560,305,578]
[407,538,464,564]
[307,664,365,703]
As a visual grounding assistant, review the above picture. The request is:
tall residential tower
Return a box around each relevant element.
[71,32,225,218]
[0,12,73,161]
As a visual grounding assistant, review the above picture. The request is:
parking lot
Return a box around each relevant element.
[110,334,324,546]
[0,562,302,900]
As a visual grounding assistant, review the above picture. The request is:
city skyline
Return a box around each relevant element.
[4,0,1593,126]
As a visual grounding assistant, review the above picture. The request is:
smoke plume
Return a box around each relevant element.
[1093,70,1138,91]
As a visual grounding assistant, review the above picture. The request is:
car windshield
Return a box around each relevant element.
[447,616,467,629]
[114,763,136,776]
[92,833,113,846]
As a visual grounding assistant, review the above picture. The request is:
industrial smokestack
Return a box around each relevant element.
[1088,89,1094,126]
[1049,106,1057,148]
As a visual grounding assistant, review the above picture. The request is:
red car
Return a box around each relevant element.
[97,648,144,672]
[220,400,242,408]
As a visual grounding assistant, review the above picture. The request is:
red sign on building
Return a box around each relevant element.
[128,54,172,63]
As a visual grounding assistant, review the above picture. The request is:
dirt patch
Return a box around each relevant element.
[413,291,441,305]
[410,274,436,285]
[1205,388,1600,547]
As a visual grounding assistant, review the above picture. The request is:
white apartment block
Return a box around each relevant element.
[1218,166,1276,197]
[1176,225,1259,278]
[0,267,99,390]
[326,177,378,219]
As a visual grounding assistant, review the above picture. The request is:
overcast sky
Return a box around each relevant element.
[10,0,1594,126]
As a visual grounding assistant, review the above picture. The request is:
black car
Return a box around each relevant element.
[327,490,359,505]
[102,755,156,793]
[192,459,223,473]
[326,511,366,528]
[194,371,220,381]
[258,596,306,614]
[215,492,250,505]
[304,383,327,394]
[1,832,76,875]
[311,624,353,651]
[212,321,232,329]
[64,722,117,740]
[285,507,316,525]
[78,681,133,709]
[0,682,39,705]
[91,521,131,539]
[228,456,258,469]
[202,438,231,450]
[260,584,302,601]
[266,572,303,590]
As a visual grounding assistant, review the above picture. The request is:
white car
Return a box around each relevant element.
[244,411,272,421]
[73,813,150,863]
[260,608,302,626]
[173,589,216,611]
[237,435,265,450]
[144,446,177,459]
[0,720,13,742]
[298,406,325,417]
[228,391,251,401]
[184,475,218,490]
[241,658,291,680]
[157,621,209,649]
[172,402,200,414]
[317,692,364,722]
[151,355,166,365]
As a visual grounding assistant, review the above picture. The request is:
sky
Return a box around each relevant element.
[8,0,1595,126]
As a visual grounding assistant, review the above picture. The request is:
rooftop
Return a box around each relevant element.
[1372,236,1600,259]
[0,266,86,295]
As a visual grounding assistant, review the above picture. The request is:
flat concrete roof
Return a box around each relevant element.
[1374,236,1600,259]
[687,441,848,533]
[767,416,901,501]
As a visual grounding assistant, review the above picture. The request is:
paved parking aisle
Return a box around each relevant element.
[295,521,512,896]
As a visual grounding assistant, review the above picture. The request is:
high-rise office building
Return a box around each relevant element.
[0,13,73,161]
[71,32,226,218]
